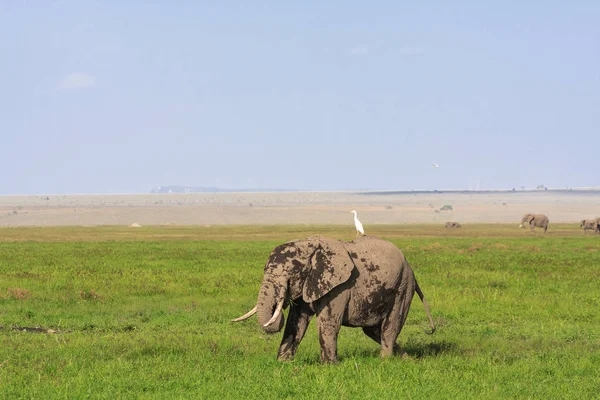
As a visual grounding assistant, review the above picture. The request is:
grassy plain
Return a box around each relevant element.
[0,225,599,398]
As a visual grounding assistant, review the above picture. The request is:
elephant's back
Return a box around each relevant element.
[343,238,405,327]
[535,214,549,224]
[348,235,404,258]
[345,237,405,282]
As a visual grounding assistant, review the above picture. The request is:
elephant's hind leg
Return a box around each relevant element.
[379,283,416,358]
[277,303,313,361]
[379,316,403,358]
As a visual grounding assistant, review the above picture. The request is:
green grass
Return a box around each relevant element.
[1,225,599,398]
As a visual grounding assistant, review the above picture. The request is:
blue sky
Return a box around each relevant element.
[2,2,599,194]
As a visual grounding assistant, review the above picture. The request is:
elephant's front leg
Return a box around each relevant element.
[277,302,313,361]
[317,319,341,363]
[315,303,345,363]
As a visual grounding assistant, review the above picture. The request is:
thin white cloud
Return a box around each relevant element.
[59,72,96,90]
[350,46,368,55]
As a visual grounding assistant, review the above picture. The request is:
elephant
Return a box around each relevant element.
[445,222,461,228]
[519,213,549,233]
[591,218,600,234]
[592,218,600,233]
[580,219,597,234]
[232,235,435,363]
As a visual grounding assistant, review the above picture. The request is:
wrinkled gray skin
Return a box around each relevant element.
[580,219,598,234]
[520,213,549,233]
[445,222,461,228]
[234,235,435,363]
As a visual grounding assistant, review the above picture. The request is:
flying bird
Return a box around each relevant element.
[432,163,439,168]
[350,210,365,239]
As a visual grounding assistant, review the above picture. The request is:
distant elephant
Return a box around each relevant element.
[445,222,461,228]
[232,235,435,363]
[519,213,549,233]
[580,219,597,234]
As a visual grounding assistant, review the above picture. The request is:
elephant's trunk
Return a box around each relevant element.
[256,280,286,334]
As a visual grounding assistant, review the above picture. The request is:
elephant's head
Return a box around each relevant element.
[520,214,534,228]
[232,237,354,334]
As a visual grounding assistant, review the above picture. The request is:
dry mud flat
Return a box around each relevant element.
[0,191,599,227]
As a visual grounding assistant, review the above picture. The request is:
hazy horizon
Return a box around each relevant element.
[3,185,600,197]
[3,2,599,195]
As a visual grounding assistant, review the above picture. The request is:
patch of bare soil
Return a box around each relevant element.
[0,325,71,334]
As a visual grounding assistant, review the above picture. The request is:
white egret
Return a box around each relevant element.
[432,163,439,168]
[350,210,365,239]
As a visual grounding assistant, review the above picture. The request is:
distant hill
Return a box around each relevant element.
[150,186,295,194]
[150,185,600,195]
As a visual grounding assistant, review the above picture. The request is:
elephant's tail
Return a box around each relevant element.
[415,280,436,335]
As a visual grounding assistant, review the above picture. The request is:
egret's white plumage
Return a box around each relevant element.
[350,210,364,238]
[432,163,439,168]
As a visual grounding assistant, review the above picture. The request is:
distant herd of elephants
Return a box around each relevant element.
[445,213,600,234]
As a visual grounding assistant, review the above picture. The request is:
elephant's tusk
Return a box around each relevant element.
[231,306,257,322]
[263,299,284,327]
[518,224,523,228]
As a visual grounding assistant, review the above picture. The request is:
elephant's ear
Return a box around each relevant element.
[302,240,354,303]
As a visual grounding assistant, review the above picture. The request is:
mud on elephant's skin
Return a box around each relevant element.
[232,235,435,363]
[519,213,549,233]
